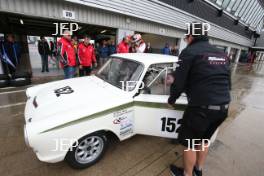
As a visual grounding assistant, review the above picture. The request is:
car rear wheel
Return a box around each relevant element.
[65,132,108,169]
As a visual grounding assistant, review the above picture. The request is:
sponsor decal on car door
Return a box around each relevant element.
[112,109,134,137]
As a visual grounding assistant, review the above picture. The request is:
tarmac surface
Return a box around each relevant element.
[0,62,263,176]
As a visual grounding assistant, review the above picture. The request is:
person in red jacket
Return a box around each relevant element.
[78,35,97,76]
[117,36,130,53]
[57,30,77,79]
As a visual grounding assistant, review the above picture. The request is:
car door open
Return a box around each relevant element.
[133,63,187,139]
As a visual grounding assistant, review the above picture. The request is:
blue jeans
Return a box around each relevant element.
[63,66,76,79]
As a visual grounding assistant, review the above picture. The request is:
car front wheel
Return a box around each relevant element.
[65,132,108,169]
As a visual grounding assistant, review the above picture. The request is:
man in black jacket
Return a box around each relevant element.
[38,36,50,72]
[168,23,231,176]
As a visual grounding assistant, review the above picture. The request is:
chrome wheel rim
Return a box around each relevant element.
[75,136,104,164]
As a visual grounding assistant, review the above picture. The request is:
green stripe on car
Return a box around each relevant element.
[134,101,186,111]
[40,101,187,134]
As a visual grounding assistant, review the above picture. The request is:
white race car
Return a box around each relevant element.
[24,53,189,169]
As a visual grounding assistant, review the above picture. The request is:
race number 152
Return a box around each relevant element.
[161,117,179,133]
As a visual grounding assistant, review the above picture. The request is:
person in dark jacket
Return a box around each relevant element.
[171,45,179,56]
[49,40,59,69]
[108,40,116,56]
[162,43,171,55]
[144,42,153,53]
[38,36,50,72]
[98,40,109,66]
[50,41,55,54]
[168,23,231,176]
[50,40,56,58]
[0,34,21,77]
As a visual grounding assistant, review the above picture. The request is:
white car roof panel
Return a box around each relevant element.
[112,53,179,65]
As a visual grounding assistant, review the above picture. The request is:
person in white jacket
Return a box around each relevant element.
[131,34,146,53]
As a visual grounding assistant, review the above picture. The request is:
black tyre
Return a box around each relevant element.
[9,77,31,87]
[65,132,108,169]
[0,74,9,88]
[13,72,31,79]
[0,79,8,88]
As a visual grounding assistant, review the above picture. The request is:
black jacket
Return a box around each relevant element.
[145,46,153,53]
[38,40,50,55]
[168,37,231,106]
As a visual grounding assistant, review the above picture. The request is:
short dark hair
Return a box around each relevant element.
[83,35,91,39]
[40,36,44,40]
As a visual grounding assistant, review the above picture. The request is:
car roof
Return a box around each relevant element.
[111,53,179,65]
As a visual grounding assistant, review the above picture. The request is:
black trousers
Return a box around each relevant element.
[40,54,49,72]
[79,66,92,76]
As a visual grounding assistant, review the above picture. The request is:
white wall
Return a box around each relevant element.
[142,33,179,52]
[210,38,248,51]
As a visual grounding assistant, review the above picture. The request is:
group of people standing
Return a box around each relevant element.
[38,32,106,78]
[55,31,149,79]
[162,43,179,56]
[39,30,179,79]
[56,30,97,79]
[116,34,147,54]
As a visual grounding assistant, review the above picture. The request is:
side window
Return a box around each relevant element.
[142,63,175,95]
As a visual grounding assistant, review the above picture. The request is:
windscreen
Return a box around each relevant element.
[96,57,144,91]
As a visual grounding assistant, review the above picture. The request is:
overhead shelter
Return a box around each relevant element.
[205,0,264,33]
[0,0,258,48]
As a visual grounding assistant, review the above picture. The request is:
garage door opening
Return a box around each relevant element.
[140,33,180,55]
[0,12,117,80]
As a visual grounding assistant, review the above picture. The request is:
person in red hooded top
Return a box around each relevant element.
[77,35,97,76]
[57,30,77,79]
[117,36,130,53]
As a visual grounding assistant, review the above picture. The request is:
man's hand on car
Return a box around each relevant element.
[167,103,175,110]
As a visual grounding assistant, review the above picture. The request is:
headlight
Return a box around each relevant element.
[24,125,30,147]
